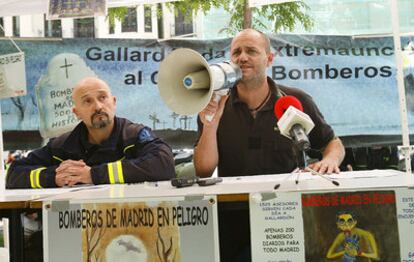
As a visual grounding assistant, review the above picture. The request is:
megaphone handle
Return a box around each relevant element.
[205,93,222,122]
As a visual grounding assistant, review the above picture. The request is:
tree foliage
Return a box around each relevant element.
[107,7,129,27]
[169,0,313,35]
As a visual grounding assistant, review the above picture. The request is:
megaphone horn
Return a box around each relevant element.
[158,48,241,116]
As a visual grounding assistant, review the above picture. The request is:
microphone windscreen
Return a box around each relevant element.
[274,95,303,120]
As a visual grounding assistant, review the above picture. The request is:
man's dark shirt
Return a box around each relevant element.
[196,77,335,177]
[7,117,175,188]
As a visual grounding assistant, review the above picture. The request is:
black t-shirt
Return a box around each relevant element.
[196,77,335,177]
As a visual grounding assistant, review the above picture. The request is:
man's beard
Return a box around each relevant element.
[241,73,266,89]
[239,65,266,88]
[90,111,112,129]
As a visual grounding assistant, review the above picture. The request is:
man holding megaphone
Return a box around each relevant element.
[189,29,346,261]
[194,29,345,178]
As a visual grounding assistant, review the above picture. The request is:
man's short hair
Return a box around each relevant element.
[256,29,271,54]
[235,28,271,54]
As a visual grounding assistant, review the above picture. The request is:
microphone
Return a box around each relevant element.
[273,96,340,188]
[274,96,315,151]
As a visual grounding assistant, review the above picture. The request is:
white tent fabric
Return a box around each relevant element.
[0,0,47,16]
[0,0,178,16]
[248,0,296,8]
[107,0,178,8]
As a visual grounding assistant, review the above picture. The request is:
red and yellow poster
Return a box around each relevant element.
[302,191,400,261]
[250,189,410,261]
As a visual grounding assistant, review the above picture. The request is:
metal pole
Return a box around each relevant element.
[390,0,412,174]
[0,22,6,174]
[0,106,4,174]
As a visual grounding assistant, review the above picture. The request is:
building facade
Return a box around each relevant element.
[0,3,202,39]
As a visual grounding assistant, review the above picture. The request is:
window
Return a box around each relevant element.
[144,5,152,33]
[174,9,193,36]
[44,15,62,37]
[122,7,137,32]
[0,17,4,37]
[399,0,414,32]
[74,18,95,38]
[12,16,20,37]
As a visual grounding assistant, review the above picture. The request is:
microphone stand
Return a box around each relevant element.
[274,144,339,190]
[304,166,340,186]
[295,150,308,185]
[273,145,307,190]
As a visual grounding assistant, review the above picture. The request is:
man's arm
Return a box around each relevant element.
[309,137,345,174]
[90,130,175,185]
[55,160,92,187]
[193,96,228,178]
[289,90,345,174]
[6,146,59,189]
[194,125,219,178]
[40,138,175,187]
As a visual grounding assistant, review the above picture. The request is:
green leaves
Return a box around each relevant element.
[266,1,313,32]
[107,7,129,27]
[169,0,313,36]
[106,1,313,35]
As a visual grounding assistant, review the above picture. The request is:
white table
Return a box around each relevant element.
[42,170,414,204]
[39,170,413,262]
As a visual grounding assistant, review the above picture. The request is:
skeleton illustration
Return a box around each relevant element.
[327,211,379,261]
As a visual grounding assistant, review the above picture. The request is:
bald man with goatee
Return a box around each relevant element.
[7,77,175,189]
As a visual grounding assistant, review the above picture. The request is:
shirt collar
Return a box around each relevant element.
[79,116,119,150]
[230,77,282,111]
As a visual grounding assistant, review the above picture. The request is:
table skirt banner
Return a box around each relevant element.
[43,195,219,262]
[250,188,414,261]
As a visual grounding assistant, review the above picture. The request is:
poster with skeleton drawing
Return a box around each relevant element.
[301,190,400,262]
[43,196,219,262]
[250,188,414,261]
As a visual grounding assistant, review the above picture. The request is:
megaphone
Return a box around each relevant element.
[158,48,242,118]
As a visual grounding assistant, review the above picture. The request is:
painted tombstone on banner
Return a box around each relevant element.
[36,53,96,138]
[0,52,26,99]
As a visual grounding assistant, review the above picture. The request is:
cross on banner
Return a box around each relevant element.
[60,58,73,79]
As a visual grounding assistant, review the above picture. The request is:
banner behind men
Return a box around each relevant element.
[0,35,414,137]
